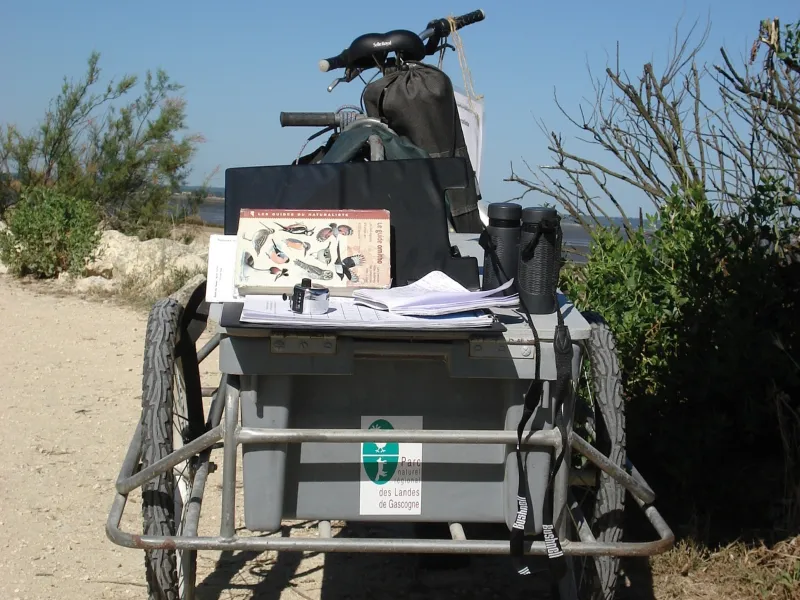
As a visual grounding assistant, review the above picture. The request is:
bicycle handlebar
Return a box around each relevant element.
[319,9,484,73]
[279,112,341,128]
[426,9,485,38]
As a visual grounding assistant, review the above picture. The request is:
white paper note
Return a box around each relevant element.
[206,235,242,303]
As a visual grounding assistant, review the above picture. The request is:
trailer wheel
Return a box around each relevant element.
[140,298,206,600]
[573,311,627,600]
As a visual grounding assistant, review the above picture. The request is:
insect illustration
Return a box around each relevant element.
[267,240,290,264]
[334,243,365,282]
[294,259,334,281]
[275,222,315,236]
[314,241,332,265]
[316,222,353,242]
[242,223,274,255]
[284,238,312,256]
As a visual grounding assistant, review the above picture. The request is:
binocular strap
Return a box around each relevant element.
[479,227,573,585]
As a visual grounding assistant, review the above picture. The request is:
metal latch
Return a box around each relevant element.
[270,334,337,355]
[469,337,535,359]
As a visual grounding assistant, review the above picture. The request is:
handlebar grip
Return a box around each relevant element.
[452,9,485,30]
[426,9,485,39]
[319,52,347,72]
[279,112,339,127]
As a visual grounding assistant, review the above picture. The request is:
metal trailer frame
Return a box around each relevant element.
[105,279,674,599]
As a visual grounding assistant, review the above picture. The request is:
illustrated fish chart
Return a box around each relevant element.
[233,208,392,296]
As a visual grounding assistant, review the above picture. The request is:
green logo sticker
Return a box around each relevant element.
[362,419,398,484]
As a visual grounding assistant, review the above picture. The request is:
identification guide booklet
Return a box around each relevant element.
[233,208,392,296]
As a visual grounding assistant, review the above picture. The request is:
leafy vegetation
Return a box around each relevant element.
[513,16,800,544]
[0,52,210,241]
[0,186,101,278]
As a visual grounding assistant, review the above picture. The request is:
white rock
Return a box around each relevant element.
[73,276,118,294]
[87,229,208,283]
[173,254,207,274]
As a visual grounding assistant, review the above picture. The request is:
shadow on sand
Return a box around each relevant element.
[193,518,659,600]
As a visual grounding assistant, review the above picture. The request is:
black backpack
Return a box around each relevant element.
[363,62,482,234]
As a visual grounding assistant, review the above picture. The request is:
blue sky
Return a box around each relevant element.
[2,0,796,215]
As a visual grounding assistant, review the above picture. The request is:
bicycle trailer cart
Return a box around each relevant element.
[106,234,673,600]
[105,10,674,600]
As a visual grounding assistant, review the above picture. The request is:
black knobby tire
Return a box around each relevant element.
[576,311,626,600]
[141,298,206,600]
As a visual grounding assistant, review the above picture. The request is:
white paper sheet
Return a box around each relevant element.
[352,271,518,315]
[206,235,241,303]
[241,295,495,329]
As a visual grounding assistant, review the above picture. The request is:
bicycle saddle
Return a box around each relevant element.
[345,30,426,68]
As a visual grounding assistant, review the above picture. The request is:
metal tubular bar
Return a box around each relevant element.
[236,428,561,447]
[182,449,212,538]
[106,524,673,556]
[116,427,223,495]
[205,374,231,430]
[629,486,675,543]
[115,421,143,487]
[571,433,656,505]
[567,491,597,544]
[201,387,218,398]
[626,458,657,501]
[196,333,221,364]
[219,378,241,539]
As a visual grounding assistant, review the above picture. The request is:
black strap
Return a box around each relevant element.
[479,226,573,582]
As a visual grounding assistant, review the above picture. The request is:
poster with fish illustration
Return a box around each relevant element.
[233,208,392,296]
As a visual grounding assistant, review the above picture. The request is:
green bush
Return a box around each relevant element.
[0,186,101,278]
[561,181,800,540]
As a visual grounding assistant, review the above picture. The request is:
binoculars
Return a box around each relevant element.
[481,202,563,315]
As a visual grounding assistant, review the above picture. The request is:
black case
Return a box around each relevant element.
[224,157,480,290]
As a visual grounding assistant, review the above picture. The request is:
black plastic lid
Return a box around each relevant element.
[301,278,312,288]
[487,202,522,220]
[521,206,559,224]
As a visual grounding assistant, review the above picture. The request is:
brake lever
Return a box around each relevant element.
[327,76,346,93]
[327,67,367,93]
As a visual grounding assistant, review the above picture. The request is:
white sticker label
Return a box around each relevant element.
[359,416,423,515]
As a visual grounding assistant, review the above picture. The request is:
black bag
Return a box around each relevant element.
[224,157,480,290]
[363,62,483,234]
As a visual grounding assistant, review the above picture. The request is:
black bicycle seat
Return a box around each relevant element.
[346,29,426,68]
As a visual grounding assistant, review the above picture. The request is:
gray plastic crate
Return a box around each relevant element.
[236,348,582,533]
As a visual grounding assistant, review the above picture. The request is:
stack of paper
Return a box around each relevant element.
[353,270,519,316]
[240,295,496,329]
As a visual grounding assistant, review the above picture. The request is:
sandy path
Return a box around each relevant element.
[0,276,562,600]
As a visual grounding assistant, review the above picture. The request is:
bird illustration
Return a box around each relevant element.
[269,267,289,281]
[316,222,355,243]
[314,241,332,265]
[275,222,315,236]
[294,259,333,281]
[242,224,274,255]
[334,242,365,282]
[240,252,289,278]
[267,240,290,264]
[316,225,334,242]
[284,238,311,256]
